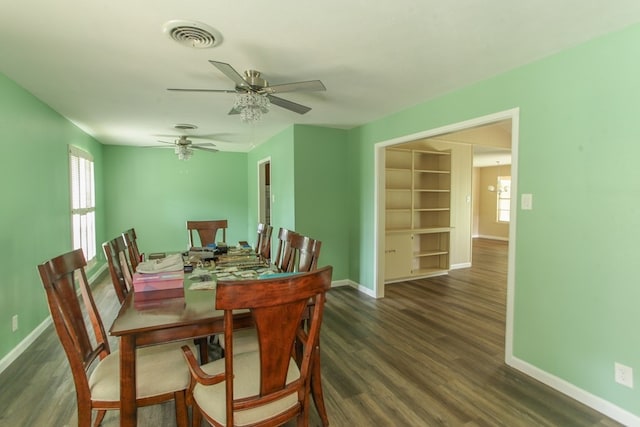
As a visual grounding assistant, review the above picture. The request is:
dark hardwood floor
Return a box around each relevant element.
[0,239,621,426]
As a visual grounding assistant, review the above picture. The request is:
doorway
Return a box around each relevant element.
[374,108,519,358]
[258,158,271,225]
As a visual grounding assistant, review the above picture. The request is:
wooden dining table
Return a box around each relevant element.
[109,251,329,427]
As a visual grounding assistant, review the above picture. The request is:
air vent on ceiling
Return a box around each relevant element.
[174,123,198,130]
[162,20,222,49]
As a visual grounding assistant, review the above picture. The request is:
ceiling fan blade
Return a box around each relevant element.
[155,133,233,141]
[192,146,219,152]
[228,107,241,115]
[167,88,236,93]
[192,142,216,148]
[209,60,249,89]
[262,80,326,94]
[267,95,312,115]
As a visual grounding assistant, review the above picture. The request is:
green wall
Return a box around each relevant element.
[293,125,349,279]
[247,126,296,239]
[0,73,106,359]
[103,145,249,253]
[347,23,640,415]
[247,125,350,280]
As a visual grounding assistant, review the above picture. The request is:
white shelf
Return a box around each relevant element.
[385,147,451,282]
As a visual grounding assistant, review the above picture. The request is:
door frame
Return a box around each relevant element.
[257,157,271,225]
[374,107,519,359]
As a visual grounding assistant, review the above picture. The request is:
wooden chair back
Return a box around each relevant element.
[38,249,190,426]
[102,235,134,304]
[216,266,332,426]
[255,223,273,260]
[289,234,322,272]
[122,228,142,272]
[187,220,228,247]
[37,249,111,425]
[273,228,298,272]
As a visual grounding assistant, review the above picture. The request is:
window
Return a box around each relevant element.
[69,146,96,263]
[497,176,511,223]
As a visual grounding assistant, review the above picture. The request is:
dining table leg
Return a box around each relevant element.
[119,335,137,427]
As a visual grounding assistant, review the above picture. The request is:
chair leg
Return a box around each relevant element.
[311,345,329,426]
[192,403,203,427]
[175,390,189,427]
[195,338,208,363]
[92,409,106,427]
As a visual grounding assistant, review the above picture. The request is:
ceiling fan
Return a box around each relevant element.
[156,135,218,160]
[167,60,326,119]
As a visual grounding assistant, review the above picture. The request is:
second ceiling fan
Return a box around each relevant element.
[168,60,326,120]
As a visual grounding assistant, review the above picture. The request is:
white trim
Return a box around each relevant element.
[450,262,471,270]
[0,316,52,375]
[329,279,352,288]
[474,234,510,241]
[354,282,376,298]
[256,156,271,226]
[504,112,519,366]
[507,356,640,427]
[0,263,106,376]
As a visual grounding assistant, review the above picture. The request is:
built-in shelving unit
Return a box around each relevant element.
[384,147,451,282]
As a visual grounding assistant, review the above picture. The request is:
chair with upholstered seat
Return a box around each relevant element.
[37,248,192,427]
[187,220,228,248]
[255,223,273,261]
[289,233,322,273]
[122,228,142,272]
[223,231,323,356]
[102,235,134,304]
[182,266,333,427]
[273,227,298,272]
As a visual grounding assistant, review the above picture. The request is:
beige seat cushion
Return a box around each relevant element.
[89,341,194,401]
[219,328,259,354]
[194,351,300,426]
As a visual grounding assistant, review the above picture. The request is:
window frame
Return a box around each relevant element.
[69,145,96,265]
[496,175,511,223]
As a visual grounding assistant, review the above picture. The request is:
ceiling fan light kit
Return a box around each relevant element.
[175,145,194,161]
[155,135,218,160]
[234,92,270,123]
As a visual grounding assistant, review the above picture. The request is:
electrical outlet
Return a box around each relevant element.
[12,315,18,332]
[615,362,634,388]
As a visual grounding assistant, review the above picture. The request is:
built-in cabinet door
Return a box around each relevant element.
[384,233,412,280]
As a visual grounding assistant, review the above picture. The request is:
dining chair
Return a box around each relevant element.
[273,227,298,272]
[122,228,142,272]
[181,266,333,427]
[221,227,303,358]
[255,222,273,261]
[187,220,228,248]
[37,248,191,427]
[102,235,134,304]
[289,233,323,273]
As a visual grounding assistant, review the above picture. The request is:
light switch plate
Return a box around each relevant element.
[521,193,533,210]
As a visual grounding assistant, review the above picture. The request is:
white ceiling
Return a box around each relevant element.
[2,1,640,152]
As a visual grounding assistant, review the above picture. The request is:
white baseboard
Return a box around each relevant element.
[351,281,376,297]
[473,234,509,241]
[0,316,52,375]
[330,279,352,288]
[0,263,108,376]
[332,278,377,297]
[450,262,471,270]
[507,356,640,427]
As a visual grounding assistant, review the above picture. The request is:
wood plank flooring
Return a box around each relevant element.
[0,239,622,426]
